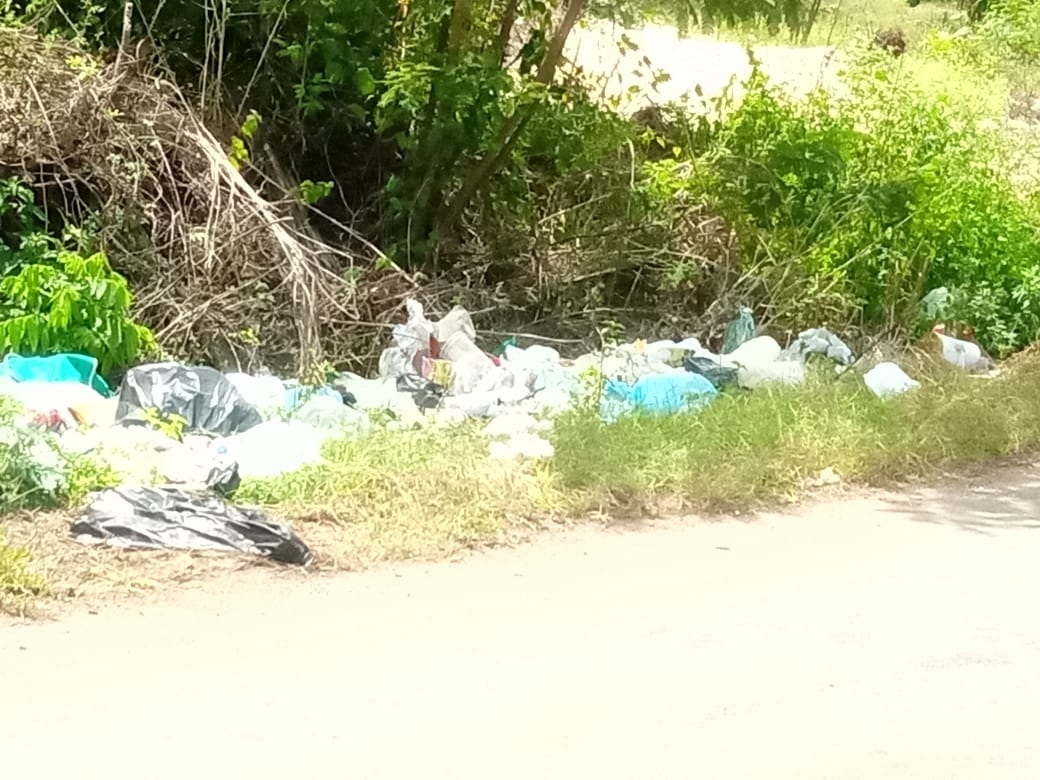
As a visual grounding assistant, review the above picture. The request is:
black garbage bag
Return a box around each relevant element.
[72,487,314,565]
[206,461,241,497]
[116,363,262,436]
[683,355,739,388]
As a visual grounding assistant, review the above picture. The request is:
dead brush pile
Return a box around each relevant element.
[0,27,413,375]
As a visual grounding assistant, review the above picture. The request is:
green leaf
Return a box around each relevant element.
[240,110,262,140]
[355,67,376,96]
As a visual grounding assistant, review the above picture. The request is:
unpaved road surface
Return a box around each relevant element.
[3,466,1040,779]
[565,20,844,114]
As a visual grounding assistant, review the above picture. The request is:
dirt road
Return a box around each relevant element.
[565,20,844,114]
[3,465,1040,779]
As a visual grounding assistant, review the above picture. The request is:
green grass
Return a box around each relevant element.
[0,530,49,616]
[8,353,1040,615]
[552,355,1040,509]
[811,0,963,45]
[234,422,564,568]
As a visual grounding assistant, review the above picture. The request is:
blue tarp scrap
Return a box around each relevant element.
[0,353,112,396]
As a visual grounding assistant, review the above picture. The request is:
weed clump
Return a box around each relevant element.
[643,53,1040,355]
[0,530,49,616]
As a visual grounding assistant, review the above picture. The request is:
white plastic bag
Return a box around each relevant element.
[224,373,286,418]
[388,299,435,376]
[719,336,805,389]
[433,305,477,344]
[440,331,494,394]
[489,432,555,460]
[935,332,985,371]
[294,396,371,438]
[864,362,919,398]
[214,421,328,479]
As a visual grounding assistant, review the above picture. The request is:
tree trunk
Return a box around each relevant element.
[435,0,587,237]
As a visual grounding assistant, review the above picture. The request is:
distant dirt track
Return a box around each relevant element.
[565,21,845,114]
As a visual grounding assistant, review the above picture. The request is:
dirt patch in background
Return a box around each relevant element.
[565,20,846,115]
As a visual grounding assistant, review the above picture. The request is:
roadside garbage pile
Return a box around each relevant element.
[0,298,997,563]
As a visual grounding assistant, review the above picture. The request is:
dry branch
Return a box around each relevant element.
[0,26,420,375]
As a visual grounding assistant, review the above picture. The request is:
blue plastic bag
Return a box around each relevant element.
[0,353,112,396]
[601,372,718,421]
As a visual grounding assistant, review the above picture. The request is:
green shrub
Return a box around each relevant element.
[0,530,48,614]
[0,249,156,373]
[0,397,117,513]
[0,176,156,372]
[659,55,1040,354]
[0,397,70,512]
[978,0,1040,62]
[592,0,817,39]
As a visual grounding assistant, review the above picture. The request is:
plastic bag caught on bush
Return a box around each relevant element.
[380,299,436,379]
[73,486,314,565]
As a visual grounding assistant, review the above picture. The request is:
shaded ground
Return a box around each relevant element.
[2,462,1039,779]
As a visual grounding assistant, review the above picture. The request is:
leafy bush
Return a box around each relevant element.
[977,0,1040,62]
[0,397,117,513]
[655,55,1040,354]
[0,397,70,512]
[593,0,817,39]
[0,177,155,372]
[0,249,155,373]
[28,0,636,264]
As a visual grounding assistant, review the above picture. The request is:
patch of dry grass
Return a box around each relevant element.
[0,424,566,617]
[0,528,49,617]
[235,424,567,569]
[1,509,274,617]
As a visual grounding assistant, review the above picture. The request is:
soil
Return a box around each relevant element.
[564,20,846,115]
